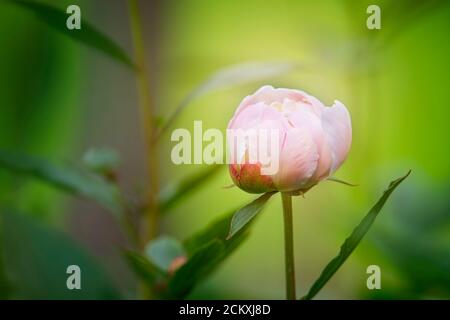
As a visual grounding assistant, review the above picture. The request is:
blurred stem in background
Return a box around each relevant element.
[128,0,160,247]
[128,0,160,298]
[281,193,296,300]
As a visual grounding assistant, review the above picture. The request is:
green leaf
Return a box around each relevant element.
[82,147,120,176]
[0,210,121,299]
[145,236,186,271]
[7,0,135,69]
[302,170,411,300]
[128,208,259,299]
[327,177,358,187]
[158,165,222,213]
[156,61,296,137]
[184,206,255,256]
[373,228,450,295]
[184,211,235,255]
[0,1,84,217]
[167,240,224,299]
[0,242,12,299]
[123,251,166,288]
[227,192,276,240]
[0,150,123,215]
[167,197,273,299]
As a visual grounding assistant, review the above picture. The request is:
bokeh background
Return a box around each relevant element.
[1,0,450,299]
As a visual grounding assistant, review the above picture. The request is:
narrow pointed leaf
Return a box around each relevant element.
[227,192,276,240]
[8,0,135,69]
[158,165,222,213]
[302,170,411,300]
[156,61,296,137]
[0,150,123,215]
[327,177,358,187]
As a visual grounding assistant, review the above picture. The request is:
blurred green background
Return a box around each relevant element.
[0,0,449,299]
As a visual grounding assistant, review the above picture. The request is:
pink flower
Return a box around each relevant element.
[227,85,352,194]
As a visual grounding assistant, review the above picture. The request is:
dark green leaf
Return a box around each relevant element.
[8,0,135,69]
[227,192,276,240]
[123,250,166,288]
[156,61,296,137]
[167,240,224,298]
[169,230,251,299]
[372,229,450,295]
[158,165,222,213]
[184,204,257,255]
[0,210,121,299]
[302,170,411,300]
[0,150,123,215]
[0,242,12,299]
[167,197,272,298]
[184,212,235,255]
[145,236,186,271]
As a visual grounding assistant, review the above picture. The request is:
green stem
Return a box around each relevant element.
[128,0,160,246]
[128,0,160,300]
[281,193,296,300]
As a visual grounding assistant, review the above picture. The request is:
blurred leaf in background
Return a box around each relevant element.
[145,236,186,271]
[0,0,85,219]
[156,61,297,139]
[125,193,274,299]
[82,147,120,180]
[367,173,450,299]
[0,150,124,215]
[0,210,121,299]
[7,0,134,68]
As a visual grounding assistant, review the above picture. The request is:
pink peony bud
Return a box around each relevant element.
[227,85,352,194]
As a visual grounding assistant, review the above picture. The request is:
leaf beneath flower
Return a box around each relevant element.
[227,192,276,240]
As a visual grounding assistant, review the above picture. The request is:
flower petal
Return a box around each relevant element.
[272,128,319,192]
[321,100,352,174]
[286,102,333,180]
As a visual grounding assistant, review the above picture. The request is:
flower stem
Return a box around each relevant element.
[128,0,160,247]
[281,192,296,300]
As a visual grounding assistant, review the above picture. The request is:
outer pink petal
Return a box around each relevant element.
[321,100,352,174]
[234,86,320,116]
[227,102,288,163]
[286,103,333,180]
[227,101,268,131]
[272,128,319,192]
